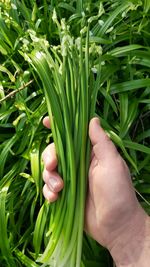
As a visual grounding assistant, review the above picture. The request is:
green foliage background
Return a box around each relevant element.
[0,0,150,266]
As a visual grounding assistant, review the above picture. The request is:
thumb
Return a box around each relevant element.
[89,117,118,161]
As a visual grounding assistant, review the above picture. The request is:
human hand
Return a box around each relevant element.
[42,116,150,266]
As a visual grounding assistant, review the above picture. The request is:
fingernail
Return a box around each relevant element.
[95,117,100,125]
[49,177,58,190]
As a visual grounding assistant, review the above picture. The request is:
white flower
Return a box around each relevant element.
[98,20,104,26]
[75,37,81,50]
[61,35,73,56]
[52,8,57,22]
[80,26,87,35]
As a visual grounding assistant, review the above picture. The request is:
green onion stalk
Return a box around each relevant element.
[28,23,101,267]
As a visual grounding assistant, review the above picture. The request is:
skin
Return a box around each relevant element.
[42,116,150,267]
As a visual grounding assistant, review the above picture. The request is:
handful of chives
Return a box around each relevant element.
[29,26,101,267]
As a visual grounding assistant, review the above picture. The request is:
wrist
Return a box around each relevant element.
[108,205,150,267]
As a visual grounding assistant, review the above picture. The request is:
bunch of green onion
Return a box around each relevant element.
[29,23,101,267]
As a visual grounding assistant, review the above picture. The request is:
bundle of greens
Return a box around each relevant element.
[28,21,101,266]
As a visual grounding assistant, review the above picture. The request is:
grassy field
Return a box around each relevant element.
[0,0,150,266]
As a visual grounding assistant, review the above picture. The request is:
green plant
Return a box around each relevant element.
[0,0,150,266]
[27,22,101,265]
